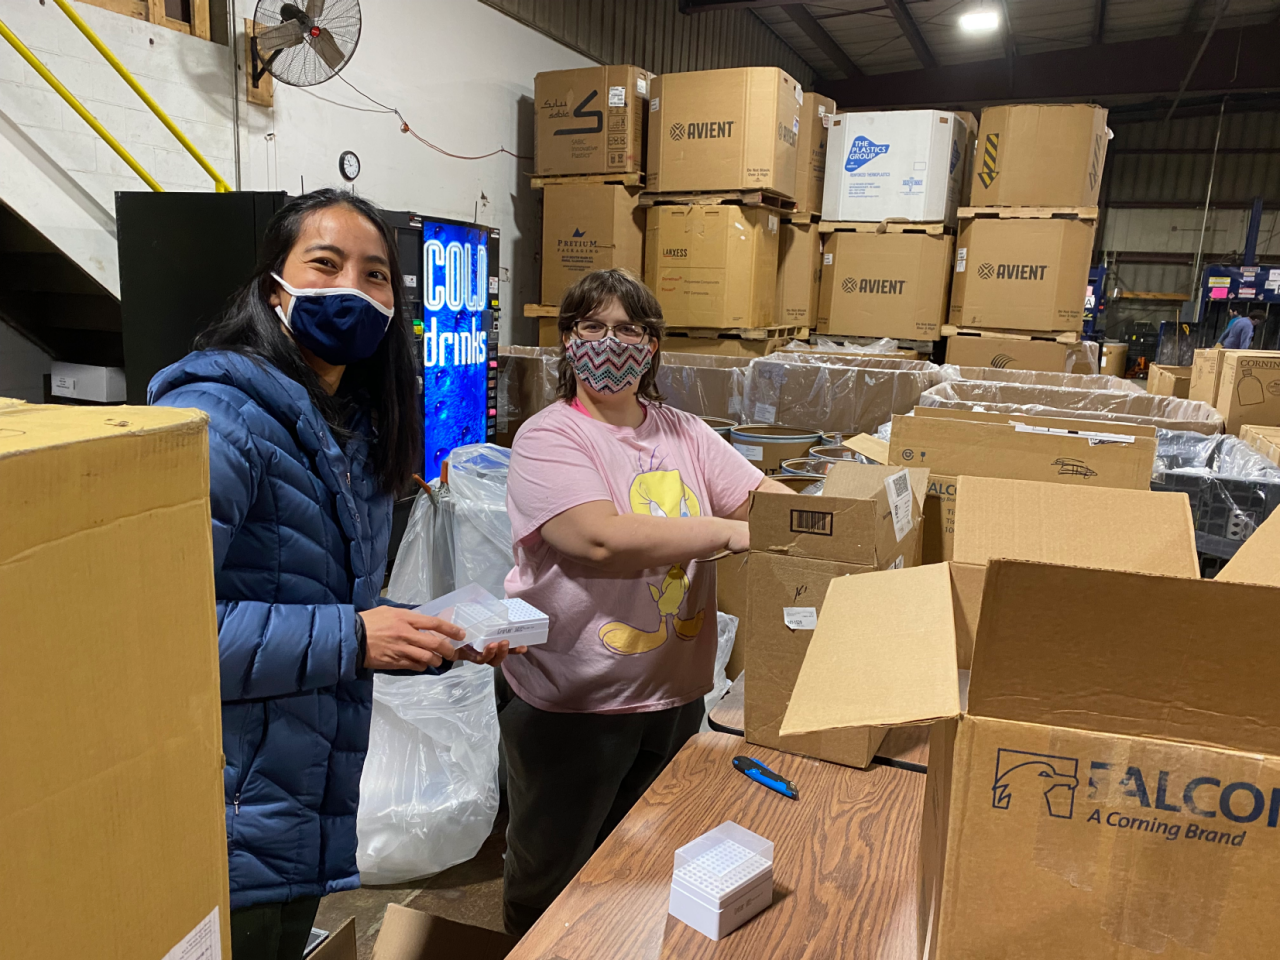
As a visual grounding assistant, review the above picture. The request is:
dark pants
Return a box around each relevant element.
[497,672,704,936]
[230,895,321,960]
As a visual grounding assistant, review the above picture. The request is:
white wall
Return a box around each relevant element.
[0,321,51,402]
[0,0,592,340]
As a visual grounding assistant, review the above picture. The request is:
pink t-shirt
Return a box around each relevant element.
[502,400,764,714]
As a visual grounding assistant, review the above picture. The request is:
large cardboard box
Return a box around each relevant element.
[657,352,750,421]
[744,463,929,767]
[794,92,836,215]
[1190,347,1226,404]
[955,110,979,207]
[1218,507,1280,587]
[661,334,788,358]
[316,904,519,960]
[781,559,1280,960]
[2,405,230,958]
[645,204,780,329]
[950,216,1095,332]
[1240,423,1280,467]
[1147,363,1193,398]
[817,229,954,340]
[968,103,1109,208]
[1214,350,1280,434]
[534,65,651,177]
[647,67,802,196]
[541,182,644,306]
[888,408,1158,562]
[944,332,1097,374]
[495,346,559,445]
[776,221,822,327]
[822,110,968,224]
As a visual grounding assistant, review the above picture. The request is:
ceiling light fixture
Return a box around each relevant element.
[959,9,1000,33]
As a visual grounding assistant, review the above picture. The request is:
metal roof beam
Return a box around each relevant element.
[1092,0,1108,45]
[1181,0,1207,33]
[784,4,865,78]
[882,0,938,69]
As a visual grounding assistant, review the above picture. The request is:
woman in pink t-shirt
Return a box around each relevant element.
[498,269,794,934]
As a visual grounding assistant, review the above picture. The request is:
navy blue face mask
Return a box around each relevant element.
[272,272,395,365]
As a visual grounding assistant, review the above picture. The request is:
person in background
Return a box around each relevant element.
[1216,305,1262,350]
[497,268,795,935]
[150,189,515,960]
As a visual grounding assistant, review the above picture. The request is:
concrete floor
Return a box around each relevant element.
[314,812,509,958]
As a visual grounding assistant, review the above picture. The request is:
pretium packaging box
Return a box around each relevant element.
[968,103,1109,209]
[534,65,652,177]
[2,405,230,958]
[646,204,780,329]
[822,110,968,224]
[775,221,822,327]
[794,92,836,215]
[647,67,802,196]
[541,182,644,306]
[950,217,1095,332]
[817,229,954,340]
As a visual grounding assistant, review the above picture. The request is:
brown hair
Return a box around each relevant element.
[555,268,666,403]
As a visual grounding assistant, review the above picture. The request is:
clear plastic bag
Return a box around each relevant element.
[704,612,739,714]
[448,444,515,599]
[387,481,456,605]
[355,661,501,884]
[657,354,750,421]
[495,346,559,433]
[780,336,906,355]
[939,363,1143,394]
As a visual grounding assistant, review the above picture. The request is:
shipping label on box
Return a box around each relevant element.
[817,230,953,340]
[535,65,650,177]
[541,183,644,306]
[969,103,1109,209]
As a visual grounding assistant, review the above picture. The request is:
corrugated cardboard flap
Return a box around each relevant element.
[970,560,1280,757]
[779,563,961,738]
[841,433,888,464]
[822,460,929,511]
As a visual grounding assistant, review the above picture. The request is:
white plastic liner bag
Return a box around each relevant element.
[449,444,515,599]
[705,612,739,714]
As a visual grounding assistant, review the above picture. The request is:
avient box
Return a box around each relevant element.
[821,110,967,224]
[668,821,774,940]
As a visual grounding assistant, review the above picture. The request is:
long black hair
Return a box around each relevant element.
[196,189,420,493]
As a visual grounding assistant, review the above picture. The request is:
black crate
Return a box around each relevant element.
[1151,469,1280,559]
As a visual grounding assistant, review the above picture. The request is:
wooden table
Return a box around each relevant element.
[708,673,931,772]
[506,731,924,960]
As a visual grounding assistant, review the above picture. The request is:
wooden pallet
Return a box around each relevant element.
[958,205,1099,221]
[523,303,560,319]
[784,209,822,224]
[818,220,950,236]
[666,324,808,341]
[942,325,1082,344]
[530,172,644,189]
[639,189,796,211]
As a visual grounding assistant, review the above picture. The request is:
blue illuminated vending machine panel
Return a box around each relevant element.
[420,217,499,481]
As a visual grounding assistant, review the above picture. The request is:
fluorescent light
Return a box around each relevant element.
[959,9,1000,32]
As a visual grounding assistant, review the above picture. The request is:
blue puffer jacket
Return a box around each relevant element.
[150,350,445,910]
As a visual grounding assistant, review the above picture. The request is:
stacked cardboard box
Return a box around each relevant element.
[1213,350,1280,434]
[1147,363,1193,398]
[541,182,645,308]
[944,331,1099,373]
[1241,423,1280,466]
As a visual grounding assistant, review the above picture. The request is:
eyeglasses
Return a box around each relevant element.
[573,319,651,345]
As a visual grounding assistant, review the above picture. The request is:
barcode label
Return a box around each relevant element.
[790,509,833,536]
[608,85,626,107]
[884,469,914,542]
[783,607,818,630]
[891,471,910,499]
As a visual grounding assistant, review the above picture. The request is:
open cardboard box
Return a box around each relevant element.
[311,904,518,960]
[743,462,930,767]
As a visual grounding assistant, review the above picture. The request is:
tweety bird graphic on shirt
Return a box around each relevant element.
[598,467,708,655]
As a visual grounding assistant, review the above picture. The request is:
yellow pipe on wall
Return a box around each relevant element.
[0,15,163,192]
[50,0,232,193]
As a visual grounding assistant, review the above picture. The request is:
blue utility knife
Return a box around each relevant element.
[733,755,799,801]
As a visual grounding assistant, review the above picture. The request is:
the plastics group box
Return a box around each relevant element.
[541,182,644,306]
[647,67,802,196]
[775,220,822,327]
[534,65,652,177]
[1214,350,1280,434]
[949,217,1095,332]
[969,103,1109,208]
[944,332,1096,374]
[817,229,954,341]
[821,110,968,224]
[794,92,836,215]
[1,405,230,958]
[645,203,780,329]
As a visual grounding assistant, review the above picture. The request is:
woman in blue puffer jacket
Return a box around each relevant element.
[150,190,515,960]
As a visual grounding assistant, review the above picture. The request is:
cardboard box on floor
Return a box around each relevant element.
[888,407,1158,562]
[1190,347,1226,404]
[534,65,652,177]
[645,204,780,329]
[315,904,519,960]
[781,555,1280,960]
[1147,363,1193,399]
[949,216,1095,332]
[817,229,954,341]
[647,67,801,196]
[1,405,230,958]
[1214,350,1280,434]
[968,103,1109,208]
[744,462,930,768]
[776,220,822,327]
[657,352,750,421]
[661,334,789,358]
[944,332,1097,374]
[794,92,836,216]
[541,183,644,306]
[495,346,559,446]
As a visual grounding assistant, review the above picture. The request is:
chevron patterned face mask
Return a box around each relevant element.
[567,336,654,395]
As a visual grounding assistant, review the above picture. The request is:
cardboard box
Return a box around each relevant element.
[661,335,788,358]
[968,103,1109,208]
[1214,350,1280,434]
[955,111,979,208]
[645,204,781,329]
[744,463,929,767]
[781,559,1280,960]
[647,67,802,196]
[495,346,559,446]
[776,221,822,327]
[947,366,1140,393]
[541,183,645,306]
[817,229,954,340]
[2,405,230,958]
[1148,363,1193,399]
[49,360,126,402]
[1190,347,1226,404]
[315,904,520,960]
[949,217,1095,332]
[657,353,750,421]
[1218,507,1280,587]
[794,92,836,215]
[821,110,968,224]
[888,409,1158,562]
[534,65,651,177]
[1240,423,1280,467]
[944,333,1097,374]
[1100,341,1128,378]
